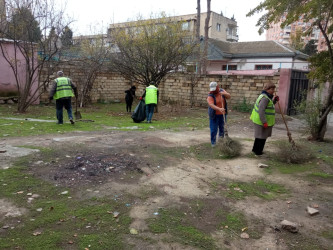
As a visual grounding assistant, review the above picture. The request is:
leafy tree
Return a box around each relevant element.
[108,13,197,86]
[60,25,73,48]
[302,39,317,56]
[7,6,42,42]
[247,0,333,141]
[0,0,72,112]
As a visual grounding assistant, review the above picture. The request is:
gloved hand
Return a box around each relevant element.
[139,97,143,100]
[263,123,268,129]
[273,96,279,104]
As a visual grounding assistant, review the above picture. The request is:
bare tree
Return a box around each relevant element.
[0,0,72,112]
[108,13,197,87]
[202,0,211,74]
[73,33,110,107]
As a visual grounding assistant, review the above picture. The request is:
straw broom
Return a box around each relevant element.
[217,103,241,157]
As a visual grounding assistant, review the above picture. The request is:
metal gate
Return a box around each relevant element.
[287,70,309,115]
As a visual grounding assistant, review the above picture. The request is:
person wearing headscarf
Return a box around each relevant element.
[250,82,279,155]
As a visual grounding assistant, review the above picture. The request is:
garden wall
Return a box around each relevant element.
[40,62,281,108]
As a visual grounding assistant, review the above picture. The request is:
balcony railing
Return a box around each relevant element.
[226,34,238,41]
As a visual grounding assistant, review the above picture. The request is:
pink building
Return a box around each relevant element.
[0,39,39,104]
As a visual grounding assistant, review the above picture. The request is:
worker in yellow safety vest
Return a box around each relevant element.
[141,81,159,123]
[49,71,78,125]
[250,82,279,155]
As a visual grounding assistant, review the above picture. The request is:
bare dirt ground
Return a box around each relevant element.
[1,114,332,249]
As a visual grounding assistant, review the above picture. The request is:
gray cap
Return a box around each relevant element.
[209,82,217,91]
[57,71,64,76]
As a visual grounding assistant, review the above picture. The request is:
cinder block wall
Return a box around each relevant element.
[41,63,280,107]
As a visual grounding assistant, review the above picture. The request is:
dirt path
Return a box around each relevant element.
[1,117,332,249]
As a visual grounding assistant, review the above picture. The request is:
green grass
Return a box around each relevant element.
[308,172,333,179]
[147,208,216,249]
[212,179,288,200]
[268,160,315,174]
[0,103,209,137]
[0,165,132,249]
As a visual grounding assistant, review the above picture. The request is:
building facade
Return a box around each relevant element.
[266,13,328,52]
[108,11,238,42]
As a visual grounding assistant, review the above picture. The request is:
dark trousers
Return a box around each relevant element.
[126,100,133,112]
[146,104,155,122]
[56,98,73,124]
[252,138,266,155]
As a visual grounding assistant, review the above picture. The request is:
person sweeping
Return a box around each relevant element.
[250,82,279,155]
[207,82,231,147]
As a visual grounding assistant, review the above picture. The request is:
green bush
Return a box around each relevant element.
[233,97,253,113]
[295,92,322,137]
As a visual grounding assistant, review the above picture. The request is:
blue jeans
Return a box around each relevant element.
[56,98,73,124]
[209,114,226,145]
[146,104,155,122]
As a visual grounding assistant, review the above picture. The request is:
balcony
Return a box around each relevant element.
[226,34,238,42]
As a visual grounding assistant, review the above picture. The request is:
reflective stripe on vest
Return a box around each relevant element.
[145,85,158,104]
[250,94,275,126]
[53,77,74,100]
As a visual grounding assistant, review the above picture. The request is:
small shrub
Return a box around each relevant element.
[294,91,322,138]
[233,97,253,113]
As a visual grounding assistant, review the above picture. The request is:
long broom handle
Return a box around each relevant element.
[277,100,294,145]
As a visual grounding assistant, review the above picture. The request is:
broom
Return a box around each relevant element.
[276,101,297,150]
[217,103,241,157]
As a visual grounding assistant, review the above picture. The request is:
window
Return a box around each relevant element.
[182,21,190,30]
[216,23,221,32]
[222,65,237,70]
[255,65,272,70]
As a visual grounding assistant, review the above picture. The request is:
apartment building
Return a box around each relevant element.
[266,13,328,52]
[108,11,238,42]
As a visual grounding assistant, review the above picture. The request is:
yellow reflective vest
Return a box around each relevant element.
[145,85,158,105]
[53,77,74,100]
[250,94,275,126]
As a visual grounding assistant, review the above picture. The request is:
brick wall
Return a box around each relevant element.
[41,62,280,107]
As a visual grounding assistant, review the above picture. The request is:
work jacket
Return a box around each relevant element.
[53,77,74,100]
[250,94,275,126]
[145,85,158,105]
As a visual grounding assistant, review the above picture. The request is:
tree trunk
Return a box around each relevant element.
[202,0,211,74]
[311,22,333,141]
[196,0,201,74]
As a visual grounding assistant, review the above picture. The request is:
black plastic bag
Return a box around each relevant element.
[131,100,146,123]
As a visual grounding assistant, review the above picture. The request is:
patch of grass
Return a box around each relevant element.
[217,211,247,232]
[268,160,314,174]
[191,200,206,214]
[0,164,132,249]
[308,172,333,179]
[223,180,287,200]
[0,103,209,138]
[322,230,333,240]
[147,208,216,249]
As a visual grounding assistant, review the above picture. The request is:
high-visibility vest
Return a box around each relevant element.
[145,85,158,104]
[250,94,275,126]
[53,77,74,100]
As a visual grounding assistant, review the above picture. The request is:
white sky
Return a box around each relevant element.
[63,0,265,42]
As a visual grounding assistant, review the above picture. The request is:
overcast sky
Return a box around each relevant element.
[64,0,265,42]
